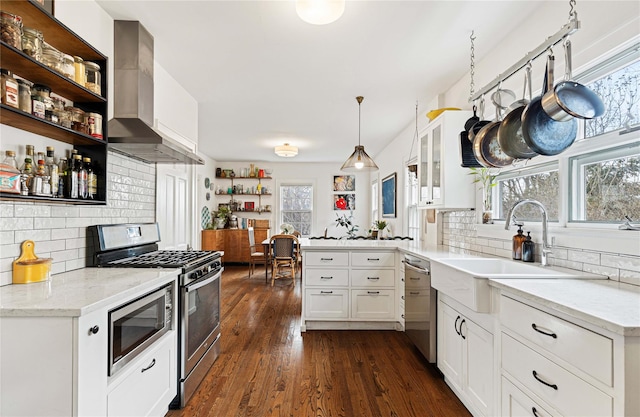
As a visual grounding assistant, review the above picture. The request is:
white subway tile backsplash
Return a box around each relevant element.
[620,269,640,286]
[0,217,33,231]
[14,204,51,218]
[1,272,11,286]
[50,206,80,218]
[0,203,14,217]
[568,249,601,264]
[601,253,640,272]
[0,231,14,244]
[14,229,51,242]
[50,248,80,262]
[34,218,66,230]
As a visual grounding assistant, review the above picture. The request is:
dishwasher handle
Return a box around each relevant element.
[403,260,430,274]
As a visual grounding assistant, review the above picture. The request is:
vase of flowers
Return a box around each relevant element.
[469,167,497,224]
[371,220,388,239]
[280,223,294,234]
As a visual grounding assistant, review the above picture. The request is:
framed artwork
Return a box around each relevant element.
[334,194,355,210]
[382,173,396,218]
[244,201,255,211]
[34,0,54,15]
[333,175,355,192]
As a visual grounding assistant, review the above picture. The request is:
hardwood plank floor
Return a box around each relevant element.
[166,265,471,417]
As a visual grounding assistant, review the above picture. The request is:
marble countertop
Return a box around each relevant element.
[490,278,640,336]
[0,267,180,318]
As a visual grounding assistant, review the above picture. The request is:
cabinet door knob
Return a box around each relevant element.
[454,316,461,335]
[531,323,557,339]
[532,407,542,417]
[89,325,99,335]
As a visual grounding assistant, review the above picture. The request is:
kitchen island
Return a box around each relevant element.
[0,267,179,417]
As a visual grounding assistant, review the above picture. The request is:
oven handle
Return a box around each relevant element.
[185,271,221,292]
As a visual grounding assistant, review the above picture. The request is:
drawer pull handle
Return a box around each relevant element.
[401,295,405,300]
[532,323,557,339]
[320,291,333,294]
[454,316,461,335]
[141,358,156,373]
[320,258,334,261]
[409,291,421,295]
[532,370,558,390]
[367,291,380,295]
[532,407,541,417]
[409,277,421,280]
[367,258,380,261]
[459,319,466,339]
[367,277,380,280]
[320,276,333,279]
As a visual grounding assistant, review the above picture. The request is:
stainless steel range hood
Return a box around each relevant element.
[108,20,204,165]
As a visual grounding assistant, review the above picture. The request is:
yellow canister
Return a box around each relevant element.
[12,240,52,284]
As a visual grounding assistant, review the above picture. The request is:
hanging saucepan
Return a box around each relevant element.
[497,64,538,159]
[521,52,578,156]
[541,38,604,121]
[473,101,514,168]
[464,104,480,131]
[491,81,516,113]
[469,97,491,142]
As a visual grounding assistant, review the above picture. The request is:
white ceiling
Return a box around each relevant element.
[95,1,542,164]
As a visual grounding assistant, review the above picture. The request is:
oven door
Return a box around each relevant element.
[181,268,221,377]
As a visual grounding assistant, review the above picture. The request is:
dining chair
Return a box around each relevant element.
[268,234,299,286]
[292,230,302,278]
[247,227,267,281]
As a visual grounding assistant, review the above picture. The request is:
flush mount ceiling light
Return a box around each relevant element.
[274,143,298,157]
[296,0,345,25]
[341,96,379,172]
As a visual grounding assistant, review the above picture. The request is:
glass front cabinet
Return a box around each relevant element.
[419,110,475,209]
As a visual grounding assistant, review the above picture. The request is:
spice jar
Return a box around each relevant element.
[67,106,87,134]
[21,27,43,62]
[73,56,85,85]
[84,61,101,95]
[1,68,19,108]
[85,112,103,139]
[17,78,32,113]
[42,42,63,73]
[60,53,75,80]
[0,11,23,50]
[55,101,71,128]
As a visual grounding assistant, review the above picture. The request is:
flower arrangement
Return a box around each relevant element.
[280,223,295,234]
[369,220,388,239]
[468,167,498,223]
[335,212,358,239]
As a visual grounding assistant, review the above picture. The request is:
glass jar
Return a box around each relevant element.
[0,11,23,50]
[73,56,85,85]
[1,68,19,108]
[17,78,31,113]
[55,100,71,128]
[84,61,101,95]
[51,97,65,125]
[21,27,43,62]
[60,53,75,80]
[41,42,63,73]
[32,84,54,121]
[66,106,85,123]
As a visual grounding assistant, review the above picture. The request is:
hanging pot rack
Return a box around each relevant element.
[469,13,580,103]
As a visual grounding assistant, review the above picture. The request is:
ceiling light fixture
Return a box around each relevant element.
[274,143,298,157]
[341,96,379,172]
[296,0,345,25]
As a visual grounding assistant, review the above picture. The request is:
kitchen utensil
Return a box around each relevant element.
[468,97,491,142]
[426,107,461,121]
[459,130,483,167]
[491,81,516,112]
[12,240,52,284]
[464,105,480,131]
[541,38,604,121]
[497,65,538,159]
[522,52,578,156]
[473,105,514,168]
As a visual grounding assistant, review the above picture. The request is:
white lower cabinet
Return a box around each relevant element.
[501,376,560,417]
[107,332,176,417]
[351,289,395,319]
[305,289,349,319]
[437,295,494,417]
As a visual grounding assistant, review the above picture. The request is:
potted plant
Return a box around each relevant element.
[468,167,497,224]
[335,212,358,239]
[214,205,231,229]
[370,220,388,239]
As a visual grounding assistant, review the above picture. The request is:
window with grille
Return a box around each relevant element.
[280,184,313,236]
[406,164,419,240]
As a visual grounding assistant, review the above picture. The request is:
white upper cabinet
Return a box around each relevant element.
[419,111,475,209]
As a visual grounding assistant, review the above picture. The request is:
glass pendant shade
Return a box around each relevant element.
[341,145,378,171]
[274,143,298,157]
[296,0,345,25]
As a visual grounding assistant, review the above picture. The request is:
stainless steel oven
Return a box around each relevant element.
[108,282,174,376]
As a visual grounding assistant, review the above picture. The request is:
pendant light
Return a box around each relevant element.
[296,0,345,25]
[341,96,379,172]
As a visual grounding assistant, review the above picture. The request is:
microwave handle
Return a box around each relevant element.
[185,271,220,292]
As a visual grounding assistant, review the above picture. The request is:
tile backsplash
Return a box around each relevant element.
[0,152,155,286]
[442,211,640,287]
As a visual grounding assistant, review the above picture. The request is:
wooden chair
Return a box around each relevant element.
[292,230,302,278]
[247,227,267,281]
[268,234,299,286]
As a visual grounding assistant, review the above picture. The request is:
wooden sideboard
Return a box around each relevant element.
[202,228,269,263]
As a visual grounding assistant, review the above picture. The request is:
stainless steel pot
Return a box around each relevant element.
[498,65,538,159]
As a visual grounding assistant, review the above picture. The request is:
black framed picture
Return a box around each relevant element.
[33,0,55,15]
[382,173,396,218]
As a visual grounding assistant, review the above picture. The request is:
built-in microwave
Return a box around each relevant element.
[108,282,174,376]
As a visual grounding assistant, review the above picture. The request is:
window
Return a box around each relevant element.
[492,42,640,226]
[280,184,313,236]
[371,181,378,223]
[406,164,419,240]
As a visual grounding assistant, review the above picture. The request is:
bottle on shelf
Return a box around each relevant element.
[45,146,58,197]
[32,153,51,196]
[78,155,87,199]
[84,157,96,199]
[67,153,81,199]
[57,157,67,198]
[3,150,18,170]
[20,145,35,195]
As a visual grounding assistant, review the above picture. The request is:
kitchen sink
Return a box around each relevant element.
[430,257,606,313]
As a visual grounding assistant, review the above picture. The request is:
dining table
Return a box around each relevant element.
[261,237,308,278]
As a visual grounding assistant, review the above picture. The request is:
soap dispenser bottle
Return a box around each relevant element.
[512,224,526,260]
[522,232,535,262]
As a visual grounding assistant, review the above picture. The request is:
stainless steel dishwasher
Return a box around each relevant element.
[403,255,437,363]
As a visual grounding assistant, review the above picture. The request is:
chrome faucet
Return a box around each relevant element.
[505,199,552,266]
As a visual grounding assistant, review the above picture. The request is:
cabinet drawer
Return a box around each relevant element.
[500,296,612,386]
[305,289,349,319]
[351,251,395,267]
[107,334,175,417]
[502,333,612,417]
[351,269,395,287]
[351,289,395,320]
[501,376,560,417]
[305,251,349,266]
[305,269,349,286]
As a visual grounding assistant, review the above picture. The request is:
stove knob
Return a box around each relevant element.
[189,271,199,280]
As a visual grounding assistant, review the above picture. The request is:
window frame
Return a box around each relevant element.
[277,181,315,237]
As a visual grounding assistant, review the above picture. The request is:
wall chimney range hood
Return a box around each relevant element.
[108,20,204,165]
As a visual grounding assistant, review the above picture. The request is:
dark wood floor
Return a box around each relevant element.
[166,265,471,417]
